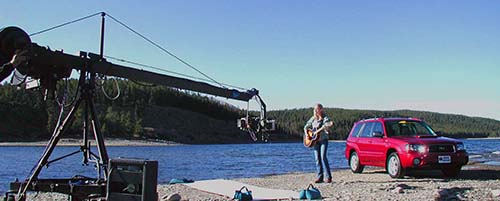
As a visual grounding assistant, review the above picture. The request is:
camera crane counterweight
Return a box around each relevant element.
[0,25,274,201]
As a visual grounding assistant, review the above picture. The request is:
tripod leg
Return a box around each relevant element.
[17,98,83,199]
[87,95,109,178]
[82,100,90,165]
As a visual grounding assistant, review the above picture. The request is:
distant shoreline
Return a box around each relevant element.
[1,136,499,147]
[0,138,180,147]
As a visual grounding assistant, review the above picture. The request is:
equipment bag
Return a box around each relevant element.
[233,186,253,201]
[299,184,322,200]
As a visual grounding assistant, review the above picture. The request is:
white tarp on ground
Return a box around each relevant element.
[184,179,299,200]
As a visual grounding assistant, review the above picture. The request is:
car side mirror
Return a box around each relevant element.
[373,131,384,138]
[435,131,442,136]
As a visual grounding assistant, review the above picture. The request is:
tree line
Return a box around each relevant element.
[268,108,500,139]
[0,79,245,142]
[1,79,499,143]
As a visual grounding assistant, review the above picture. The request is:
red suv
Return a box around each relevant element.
[345,118,468,178]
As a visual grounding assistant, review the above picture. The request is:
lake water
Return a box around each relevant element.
[1,139,499,194]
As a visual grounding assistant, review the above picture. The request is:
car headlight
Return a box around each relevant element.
[406,144,426,153]
[456,143,466,151]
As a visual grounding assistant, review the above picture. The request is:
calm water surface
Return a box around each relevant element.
[1,139,499,193]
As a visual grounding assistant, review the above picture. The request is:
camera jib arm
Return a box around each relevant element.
[25,44,256,102]
[1,26,274,200]
[26,41,272,134]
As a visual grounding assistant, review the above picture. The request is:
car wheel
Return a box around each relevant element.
[387,152,405,178]
[349,151,364,173]
[442,166,461,177]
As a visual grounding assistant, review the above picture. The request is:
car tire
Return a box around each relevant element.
[442,166,461,177]
[349,151,364,173]
[387,152,405,178]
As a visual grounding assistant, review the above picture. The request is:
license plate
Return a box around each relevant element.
[438,155,451,164]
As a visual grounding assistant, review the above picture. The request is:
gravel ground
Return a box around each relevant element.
[18,164,500,200]
[158,163,500,201]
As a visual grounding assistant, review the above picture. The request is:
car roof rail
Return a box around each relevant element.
[360,117,383,122]
[379,117,423,121]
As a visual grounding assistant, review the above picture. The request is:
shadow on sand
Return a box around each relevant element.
[366,165,500,181]
[407,168,500,180]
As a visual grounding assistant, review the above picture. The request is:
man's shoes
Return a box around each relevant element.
[314,179,323,183]
[326,178,332,183]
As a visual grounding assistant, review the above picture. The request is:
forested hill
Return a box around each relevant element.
[1,79,499,143]
[0,79,259,143]
[269,108,500,140]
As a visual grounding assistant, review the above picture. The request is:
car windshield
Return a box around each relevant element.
[384,120,436,137]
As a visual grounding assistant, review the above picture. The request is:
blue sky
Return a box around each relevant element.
[2,1,499,120]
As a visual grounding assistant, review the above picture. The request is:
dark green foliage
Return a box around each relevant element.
[268,108,500,140]
[1,79,499,143]
[0,79,246,143]
[0,86,48,141]
[102,106,136,138]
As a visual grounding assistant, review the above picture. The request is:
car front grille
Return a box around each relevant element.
[429,144,455,153]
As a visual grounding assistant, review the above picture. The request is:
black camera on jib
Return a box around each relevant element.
[237,117,275,132]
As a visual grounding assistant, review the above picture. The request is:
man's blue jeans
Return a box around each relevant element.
[313,139,331,180]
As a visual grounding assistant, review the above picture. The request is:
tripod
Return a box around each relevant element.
[16,64,109,200]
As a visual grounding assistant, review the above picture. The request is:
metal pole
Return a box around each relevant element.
[99,12,106,59]
[91,14,110,176]
[88,94,109,178]
[82,98,89,165]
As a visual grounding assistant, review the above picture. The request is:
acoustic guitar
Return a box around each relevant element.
[303,121,333,147]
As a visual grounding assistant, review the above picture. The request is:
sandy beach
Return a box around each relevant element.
[157,163,500,200]
[21,163,500,200]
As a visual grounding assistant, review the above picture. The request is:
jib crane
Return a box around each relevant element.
[0,12,274,200]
